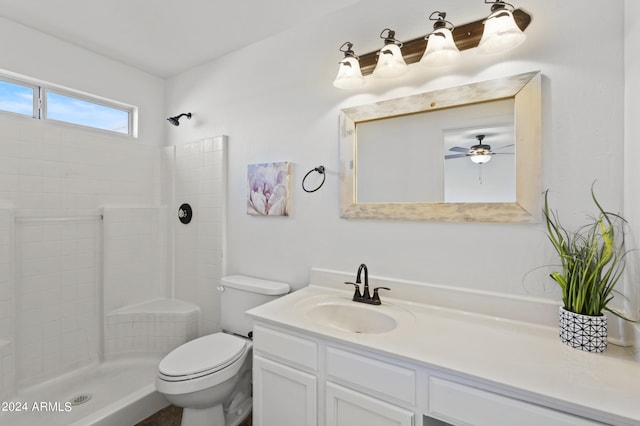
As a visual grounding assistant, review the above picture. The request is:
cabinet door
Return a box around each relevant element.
[326,382,414,426]
[428,377,603,426]
[253,355,317,426]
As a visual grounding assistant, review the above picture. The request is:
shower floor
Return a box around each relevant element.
[0,356,167,426]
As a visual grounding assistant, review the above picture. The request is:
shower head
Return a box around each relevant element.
[167,112,192,126]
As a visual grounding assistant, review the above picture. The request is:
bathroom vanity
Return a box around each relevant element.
[247,268,640,426]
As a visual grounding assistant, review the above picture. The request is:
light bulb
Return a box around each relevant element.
[373,43,408,78]
[470,154,492,164]
[478,9,526,55]
[420,28,460,67]
[333,56,365,89]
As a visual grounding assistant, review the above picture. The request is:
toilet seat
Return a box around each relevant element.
[158,333,248,382]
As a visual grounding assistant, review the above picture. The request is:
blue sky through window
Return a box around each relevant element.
[0,80,35,116]
[0,76,132,135]
[46,91,129,134]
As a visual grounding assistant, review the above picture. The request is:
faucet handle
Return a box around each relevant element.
[371,287,391,305]
[344,282,362,301]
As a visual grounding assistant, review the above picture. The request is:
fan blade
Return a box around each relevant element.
[448,146,469,153]
[493,143,514,151]
[445,154,466,159]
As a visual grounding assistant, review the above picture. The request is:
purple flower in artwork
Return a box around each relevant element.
[247,162,289,216]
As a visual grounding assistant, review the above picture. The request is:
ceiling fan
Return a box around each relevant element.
[444,134,513,164]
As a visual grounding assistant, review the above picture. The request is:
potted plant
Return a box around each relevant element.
[544,185,632,353]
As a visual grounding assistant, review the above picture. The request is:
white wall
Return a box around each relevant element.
[166,0,627,303]
[0,16,165,147]
[624,0,640,354]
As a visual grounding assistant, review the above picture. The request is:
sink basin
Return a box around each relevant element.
[305,302,397,334]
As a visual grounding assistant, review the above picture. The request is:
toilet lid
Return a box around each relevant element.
[159,333,247,378]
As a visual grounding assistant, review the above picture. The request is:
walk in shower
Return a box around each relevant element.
[0,129,227,425]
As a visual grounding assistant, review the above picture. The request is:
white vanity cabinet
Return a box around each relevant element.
[325,346,416,426]
[425,376,603,426]
[252,322,416,426]
[247,274,640,426]
[252,324,318,426]
[326,382,414,426]
[253,320,620,426]
[253,355,317,426]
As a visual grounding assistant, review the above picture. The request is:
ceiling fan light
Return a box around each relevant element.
[420,28,460,67]
[333,56,365,89]
[478,8,526,55]
[470,154,492,164]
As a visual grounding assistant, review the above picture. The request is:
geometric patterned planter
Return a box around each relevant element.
[559,306,608,353]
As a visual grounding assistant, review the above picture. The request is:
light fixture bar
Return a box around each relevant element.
[356,8,531,76]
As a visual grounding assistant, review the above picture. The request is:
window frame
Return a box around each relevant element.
[0,75,40,119]
[42,87,134,136]
[0,72,137,137]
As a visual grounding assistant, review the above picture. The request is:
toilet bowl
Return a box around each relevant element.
[156,333,253,426]
[155,275,289,426]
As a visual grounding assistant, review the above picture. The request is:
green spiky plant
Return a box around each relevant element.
[544,185,631,320]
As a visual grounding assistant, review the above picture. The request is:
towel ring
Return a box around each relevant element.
[302,166,326,193]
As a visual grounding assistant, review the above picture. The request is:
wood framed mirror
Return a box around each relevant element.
[339,71,541,222]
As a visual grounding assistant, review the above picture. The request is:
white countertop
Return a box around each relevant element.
[247,282,640,425]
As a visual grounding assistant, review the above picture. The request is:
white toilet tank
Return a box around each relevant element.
[219,275,289,337]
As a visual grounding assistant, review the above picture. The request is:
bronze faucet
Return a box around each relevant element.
[344,263,390,305]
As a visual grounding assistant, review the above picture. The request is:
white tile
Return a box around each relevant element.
[41,161,68,178]
[0,174,19,192]
[20,356,44,379]
[0,301,10,320]
[0,320,12,339]
[0,157,20,175]
[0,264,9,283]
[18,158,43,176]
[0,282,11,301]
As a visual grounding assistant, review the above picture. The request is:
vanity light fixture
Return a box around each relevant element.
[332,42,365,89]
[332,1,531,89]
[419,11,460,67]
[372,29,408,79]
[478,0,527,55]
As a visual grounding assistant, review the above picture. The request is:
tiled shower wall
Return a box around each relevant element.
[0,111,227,390]
[0,208,12,341]
[167,136,227,336]
[103,206,168,313]
[0,116,161,212]
[0,208,14,399]
[0,115,162,388]
[15,216,101,385]
[104,299,198,356]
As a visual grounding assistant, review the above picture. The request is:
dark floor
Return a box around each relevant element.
[136,405,252,426]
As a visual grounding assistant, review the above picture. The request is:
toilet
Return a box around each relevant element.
[155,275,290,426]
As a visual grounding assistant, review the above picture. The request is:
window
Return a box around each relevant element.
[0,77,37,118]
[45,90,131,135]
[0,74,135,136]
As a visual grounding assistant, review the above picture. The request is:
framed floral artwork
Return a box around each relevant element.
[247,162,290,216]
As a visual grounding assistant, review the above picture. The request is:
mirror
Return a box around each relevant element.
[339,71,541,222]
